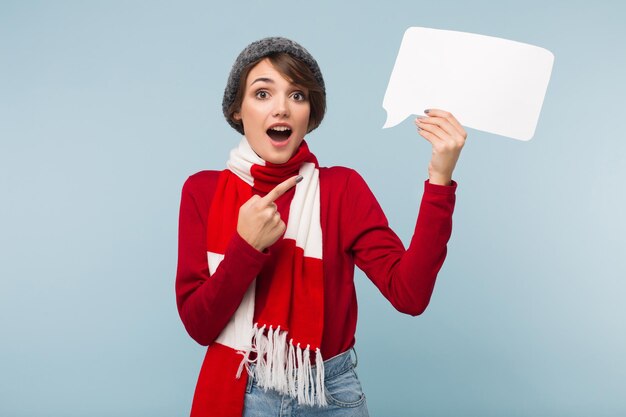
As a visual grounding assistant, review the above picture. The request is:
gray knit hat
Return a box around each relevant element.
[222,37,326,135]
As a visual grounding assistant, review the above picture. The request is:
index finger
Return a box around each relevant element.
[260,175,302,205]
[424,109,466,137]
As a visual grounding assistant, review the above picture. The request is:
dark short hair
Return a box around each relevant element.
[226,52,326,134]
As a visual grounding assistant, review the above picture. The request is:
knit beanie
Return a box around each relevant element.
[222,37,326,135]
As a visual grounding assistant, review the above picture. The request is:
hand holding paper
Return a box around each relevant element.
[383,27,554,141]
[415,109,467,185]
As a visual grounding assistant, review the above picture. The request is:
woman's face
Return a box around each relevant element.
[233,58,311,164]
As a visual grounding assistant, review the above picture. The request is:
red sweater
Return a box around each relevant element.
[176,166,456,359]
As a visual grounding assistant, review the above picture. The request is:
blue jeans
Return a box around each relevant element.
[243,347,370,417]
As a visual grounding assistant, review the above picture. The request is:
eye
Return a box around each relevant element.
[255,90,269,99]
[292,91,307,101]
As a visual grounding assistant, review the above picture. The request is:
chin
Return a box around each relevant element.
[267,155,291,164]
[262,147,296,165]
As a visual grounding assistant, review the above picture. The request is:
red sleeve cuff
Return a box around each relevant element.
[227,231,270,265]
[424,179,458,194]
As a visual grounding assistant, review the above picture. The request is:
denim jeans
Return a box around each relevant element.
[243,347,370,417]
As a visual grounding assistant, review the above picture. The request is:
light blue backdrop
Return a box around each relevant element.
[1,1,624,416]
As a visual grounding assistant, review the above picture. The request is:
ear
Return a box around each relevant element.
[233,111,241,121]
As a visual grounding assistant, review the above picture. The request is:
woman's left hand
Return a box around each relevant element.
[415,109,467,186]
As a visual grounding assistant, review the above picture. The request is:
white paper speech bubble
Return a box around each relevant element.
[382,27,554,141]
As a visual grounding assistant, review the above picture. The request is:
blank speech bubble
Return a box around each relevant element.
[382,27,555,141]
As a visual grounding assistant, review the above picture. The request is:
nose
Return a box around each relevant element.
[272,96,290,118]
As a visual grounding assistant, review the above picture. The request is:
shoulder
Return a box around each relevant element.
[179,170,224,214]
[319,165,371,192]
[318,166,376,211]
[182,170,222,194]
[318,165,364,186]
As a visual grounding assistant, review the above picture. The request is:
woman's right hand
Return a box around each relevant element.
[236,175,302,252]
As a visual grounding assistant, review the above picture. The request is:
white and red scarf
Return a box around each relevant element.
[190,137,326,417]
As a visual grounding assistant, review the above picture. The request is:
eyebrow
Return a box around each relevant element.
[250,77,274,86]
[249,77,307,92]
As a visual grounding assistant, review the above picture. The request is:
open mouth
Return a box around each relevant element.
[266,126,292,142]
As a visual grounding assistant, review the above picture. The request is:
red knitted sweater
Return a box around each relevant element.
[176,166,456,359]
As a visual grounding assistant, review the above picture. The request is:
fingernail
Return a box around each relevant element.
[295,175,303,183]
[424,109,430,114]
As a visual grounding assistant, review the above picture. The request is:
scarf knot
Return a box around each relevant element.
[227,137,318,194]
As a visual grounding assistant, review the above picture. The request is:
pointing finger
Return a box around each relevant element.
[260,175,303,205]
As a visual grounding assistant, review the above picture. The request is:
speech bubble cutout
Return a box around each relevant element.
[382,27,554,141]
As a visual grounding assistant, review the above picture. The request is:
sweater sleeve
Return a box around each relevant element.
[344,170,457,316]
[175,173,270,346]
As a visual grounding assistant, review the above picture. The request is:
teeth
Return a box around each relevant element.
[270,126,291,131]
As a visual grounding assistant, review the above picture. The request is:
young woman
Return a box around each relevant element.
[176,37,467,417]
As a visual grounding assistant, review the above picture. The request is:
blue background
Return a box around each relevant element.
[1,1,625,416]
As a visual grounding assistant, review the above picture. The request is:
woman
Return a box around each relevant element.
[176,37,466,417]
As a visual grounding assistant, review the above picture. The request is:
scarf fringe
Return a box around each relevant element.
[238,323,328,407]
